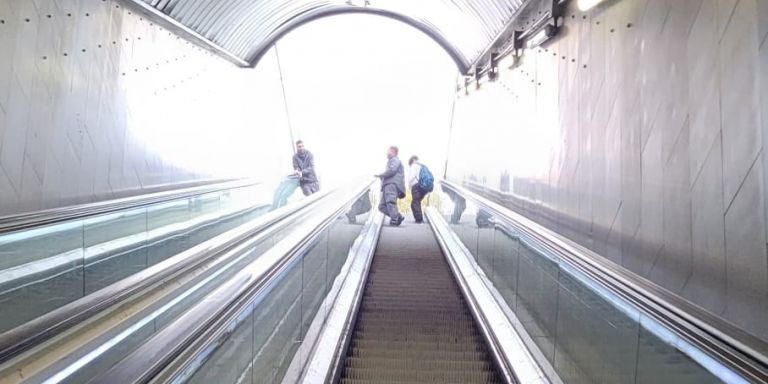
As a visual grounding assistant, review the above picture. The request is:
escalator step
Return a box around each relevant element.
[340,381,494,384]
[339,225,502,383]
[344,357,495,371]
[347,347,489,361]
[342,367,501,382]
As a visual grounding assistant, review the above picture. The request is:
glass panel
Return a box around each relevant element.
[440,189,728,384]
[180,246,309,384]
[190,192,222,216]
[221,185,269,213]
[249,259,303,384]
[153,239,276,330]
[147,200,190,231]
[447,200,478,261]
[56,230,280,383]
[0,181,275,335]
[439,184,468,226]
[635,320,721,384]
[83,207,149,293]
[0,221,85,333]
[301,232,329,339]
[146,231,189,267]
[553,270,640,384]
[83,208,145,248]
[63,321,157,384]
[489,226,519,310]
[515,241,559,363]
[146,200,190,266]
[329,195,373,281]
[187,304,256,384]
[177,201,375,384]
[4,188,369,383]
[327,219,353,284]
[476,209,495,277]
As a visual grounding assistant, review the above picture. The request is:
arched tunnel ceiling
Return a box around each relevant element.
[137,0,540,74]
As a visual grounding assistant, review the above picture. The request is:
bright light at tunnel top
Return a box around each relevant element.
[275,14,459,188]
[128,13,457,182]
[577,0,605,11]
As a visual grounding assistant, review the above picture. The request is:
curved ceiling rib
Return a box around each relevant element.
[137,0,533,74]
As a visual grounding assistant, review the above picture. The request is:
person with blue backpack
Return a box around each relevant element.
[407,155,434,223]
[376,146,406,226]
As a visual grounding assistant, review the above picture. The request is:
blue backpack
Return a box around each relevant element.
[418,164,434,192]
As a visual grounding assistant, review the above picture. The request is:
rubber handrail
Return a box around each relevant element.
[0,178,260,234]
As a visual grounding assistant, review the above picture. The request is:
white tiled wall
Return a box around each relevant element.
[0,0,293,216]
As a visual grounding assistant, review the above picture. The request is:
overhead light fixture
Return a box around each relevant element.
[525,24,557,49]
[577,0,605,11]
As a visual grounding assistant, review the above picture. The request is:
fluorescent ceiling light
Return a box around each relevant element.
[525,24,556,49]
[577,0,604,11]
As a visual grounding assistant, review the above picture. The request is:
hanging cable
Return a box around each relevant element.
[442,74,459,180]
[274,45,297,154]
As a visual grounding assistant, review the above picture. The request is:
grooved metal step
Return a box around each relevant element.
[339,225,502,384]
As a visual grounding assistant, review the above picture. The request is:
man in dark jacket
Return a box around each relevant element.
[376,146,405,226]
[293,140,319,196]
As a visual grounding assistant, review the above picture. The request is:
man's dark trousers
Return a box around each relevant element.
[411,185,425,223]
[378,183,402,223]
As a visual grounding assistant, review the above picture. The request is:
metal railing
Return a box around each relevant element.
[297,209,384,384]
[0,178,258,234]
[89,179,376,384]
[0,186,328,365]
[440,180,768,383]
[426,206,520,384]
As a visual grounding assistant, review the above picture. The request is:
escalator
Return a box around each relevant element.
[0,180,273,338]
[299,183,766,384]
[0,179,508,384]
[340,224,502,383]
[2,180,766,384]
[0,178,337,383]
